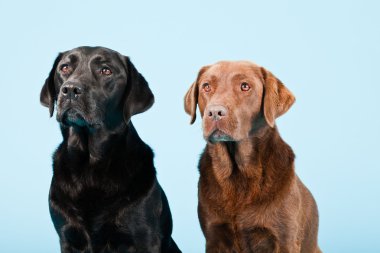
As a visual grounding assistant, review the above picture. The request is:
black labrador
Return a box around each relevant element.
[40,46,181,253]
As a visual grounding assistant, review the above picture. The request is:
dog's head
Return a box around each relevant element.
[40,46,154,129]
[184,61,295,143]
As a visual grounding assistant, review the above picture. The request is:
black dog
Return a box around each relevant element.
[40,46,181,253]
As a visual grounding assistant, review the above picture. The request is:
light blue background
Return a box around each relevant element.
[0,0,379,252]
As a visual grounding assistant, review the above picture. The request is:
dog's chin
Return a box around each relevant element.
[58,108,89,128]
[205,129,235,144]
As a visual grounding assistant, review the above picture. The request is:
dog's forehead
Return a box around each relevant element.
[62,46,121,62]
[201,61,263,81]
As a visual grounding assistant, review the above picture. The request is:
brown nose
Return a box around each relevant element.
[205,105,227,121]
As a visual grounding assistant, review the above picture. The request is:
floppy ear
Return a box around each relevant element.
[261,67,295,128]
[184,81,198,124]
[40,53,63,117]
[122,57,154,123]
[184,66,209,124]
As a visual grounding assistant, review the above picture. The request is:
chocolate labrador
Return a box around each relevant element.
[185,61,321,253]
[40,46,181,253]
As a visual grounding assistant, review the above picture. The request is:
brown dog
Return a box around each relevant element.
[184,61,321,253]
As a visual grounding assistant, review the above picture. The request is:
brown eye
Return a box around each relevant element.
[241,82,250,91]
[60,64,71,74]
[100,67,112,76]
[203,83,211,92]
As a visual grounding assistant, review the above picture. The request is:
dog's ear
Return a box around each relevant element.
[40,53,63,117]
[184,66,209,124]
[184,81,198,124]
[261,67,295,128]
[122,57,154,123]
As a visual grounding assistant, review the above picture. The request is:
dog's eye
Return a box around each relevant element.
[241,82,250,91]
[202,83,211,92]
[60,64,72,74]
[100,67,112,76]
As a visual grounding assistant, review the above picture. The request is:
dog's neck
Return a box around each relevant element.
[205,125,295,202]
[61,122,131,164]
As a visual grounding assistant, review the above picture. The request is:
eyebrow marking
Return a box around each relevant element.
[66,54,78,63]
[199,75,218,83]
[92,55,112,64]
[231,73,249,81]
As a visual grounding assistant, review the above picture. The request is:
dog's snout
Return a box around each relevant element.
[206,105,227,121]
[61,84,83,98]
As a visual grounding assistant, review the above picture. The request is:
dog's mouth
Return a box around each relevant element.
[207,129,234,143]
[58,108,88,128]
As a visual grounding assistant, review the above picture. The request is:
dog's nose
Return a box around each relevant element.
[61,84,82,98]
[206,105,227,121]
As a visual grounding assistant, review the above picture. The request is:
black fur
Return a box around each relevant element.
[41,46,181,253]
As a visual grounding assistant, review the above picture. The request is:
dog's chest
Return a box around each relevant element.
[54,164,126,217]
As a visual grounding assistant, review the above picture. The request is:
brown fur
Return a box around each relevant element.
[184,61,321,253]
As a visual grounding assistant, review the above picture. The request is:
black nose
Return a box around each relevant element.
[206,105,227,121]
[61,84,82,98]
